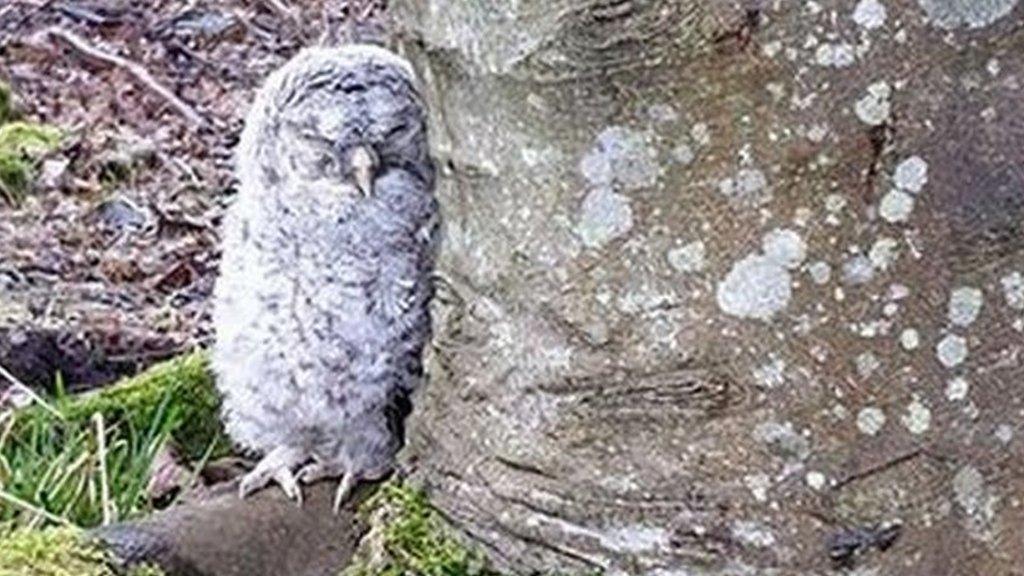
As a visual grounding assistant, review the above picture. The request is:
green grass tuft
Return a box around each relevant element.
[0,120,62,205]
[344,483,498,576]
[0,352,226,530]
[0,527,164,576]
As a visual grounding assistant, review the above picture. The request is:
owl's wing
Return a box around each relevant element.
[375,196,439,326]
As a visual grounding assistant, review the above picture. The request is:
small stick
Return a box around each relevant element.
[257,0,300,25]
[46,27,208,128]
[0,363,64,420]
[92,412,114,525]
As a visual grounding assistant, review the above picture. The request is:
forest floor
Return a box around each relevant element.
[0,0,382,394]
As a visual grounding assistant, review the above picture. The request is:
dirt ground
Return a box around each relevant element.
[0,0,381,392]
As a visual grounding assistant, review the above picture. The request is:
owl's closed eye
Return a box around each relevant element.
[286,127,342,180]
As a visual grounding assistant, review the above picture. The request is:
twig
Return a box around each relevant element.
[46,27,208,128]
[831,448,923,491]
[0,490,76,527]
[93,412,114,525]
[0,363,64,421]
[256,0,299,25]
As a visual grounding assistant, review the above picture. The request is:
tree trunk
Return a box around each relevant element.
[391,1,1024,574]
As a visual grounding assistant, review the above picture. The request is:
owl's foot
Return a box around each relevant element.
[239,445,309,505]
[296,461,358,513]
[295,460,344,484]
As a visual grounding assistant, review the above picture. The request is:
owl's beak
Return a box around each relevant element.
[354,164,373,197]
[350,146,376,198]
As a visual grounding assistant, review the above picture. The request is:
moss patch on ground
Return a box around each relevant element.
[0,119,62,205]
[1,352,225,529]
[0,527,163,576]
[344,483,498,576]
[47,352,224,460]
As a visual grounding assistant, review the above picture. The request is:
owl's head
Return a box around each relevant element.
[240,44,430,200]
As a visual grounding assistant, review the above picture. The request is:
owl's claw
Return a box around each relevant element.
[333,472,356,513]
[295,461,356,513]
[238,445,308,505]
[296,461,337,484]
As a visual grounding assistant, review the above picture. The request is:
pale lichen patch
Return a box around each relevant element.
[842,254,875,285]
[745,473,771,502]
[579,126,660,191]
[815,43,856,68]
[576,187,633,248]
[900,328,921,351]
[753,420,810,461]
[853,0,888,29]
[717,229,806,321]
[1000,271,1023,310]
[946,376,969,401]
[731,521,777,549]
[855,81,892,126]
[718,167,771,206]
[948,286,983,327]
[936,333,968,368]
[762,228,807,269]
[855,351,881,378]
[952,465,999,542]
[889,283,911,301]
[879,189,915,223]
[857,406,886,435]
[901,398,932,435]
[868,237,899,271]
[808,261,832,285]
[987,58,1002,76]
[805,471,827,491]
[671,143,695,166]
[893,156,929,193]
[667,240,706,273]
[690,123,711,147]
[752,354,787,388]
[917,0,1020,30]
[718,255,792,320]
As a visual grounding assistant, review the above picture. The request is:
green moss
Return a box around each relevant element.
[344,483,498,576]
[0,122,60,154]
[52,352,225,460]
[0,121,62,205]
[0,527,164,576]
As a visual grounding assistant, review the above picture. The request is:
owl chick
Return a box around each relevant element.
[212,44,438,510]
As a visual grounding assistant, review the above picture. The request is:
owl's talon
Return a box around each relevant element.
[333,472,357,514]
[297,462,330,484]
[238,445,308,503]
[274,468,303,505]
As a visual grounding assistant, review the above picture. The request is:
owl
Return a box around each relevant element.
[212,44,438,510]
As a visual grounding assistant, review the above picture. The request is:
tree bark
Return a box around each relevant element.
[392,1,1024,574]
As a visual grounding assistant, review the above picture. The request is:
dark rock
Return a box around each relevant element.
[92,480,374,576]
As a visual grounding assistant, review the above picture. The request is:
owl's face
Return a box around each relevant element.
[279,116,380,197]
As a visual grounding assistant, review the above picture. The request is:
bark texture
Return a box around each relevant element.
[392,0,1024,574]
